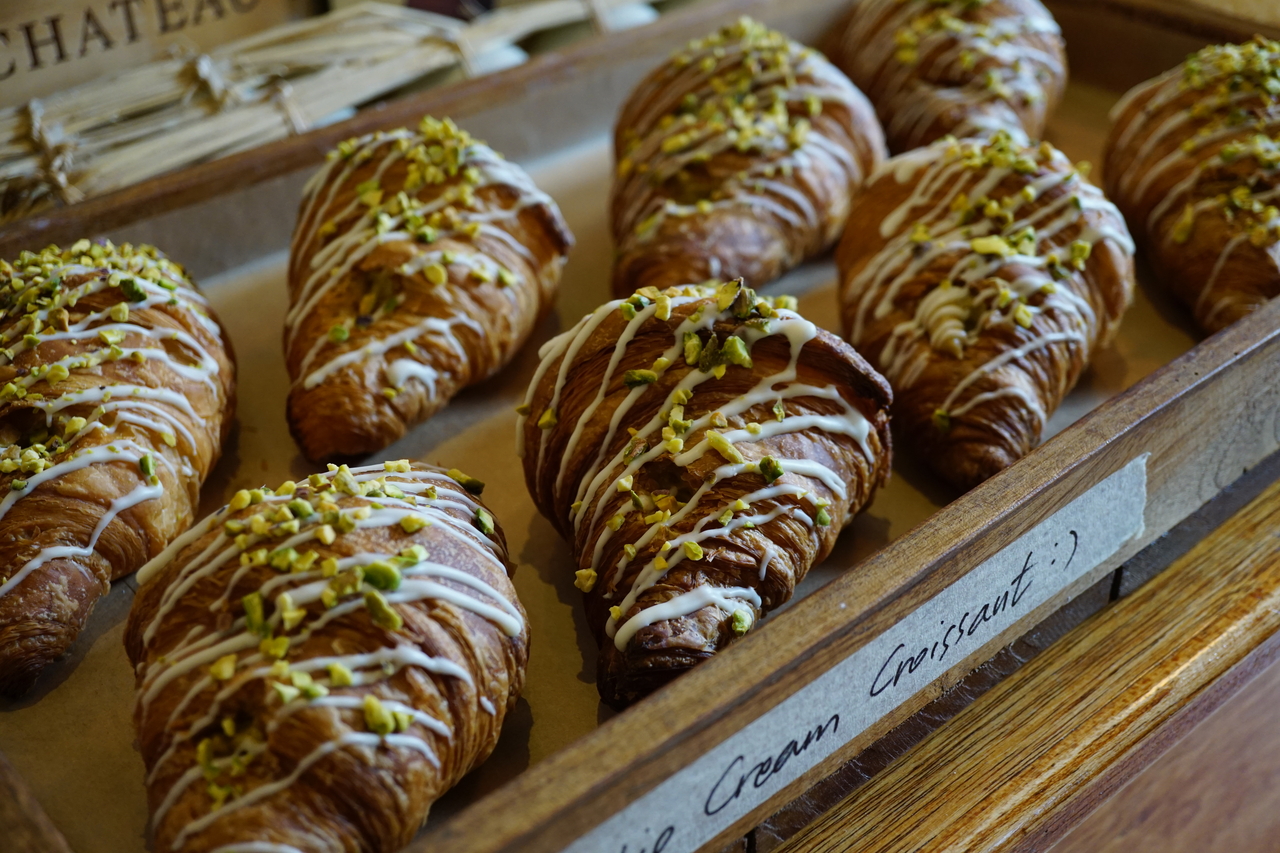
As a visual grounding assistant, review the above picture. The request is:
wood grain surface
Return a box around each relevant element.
[771,473,1280,853]
[1050,652,1280,853]
[0,749,75,853]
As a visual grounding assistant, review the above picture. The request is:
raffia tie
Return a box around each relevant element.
[185,53,239,110]
[268,79,311,136]
[24,100,83,205]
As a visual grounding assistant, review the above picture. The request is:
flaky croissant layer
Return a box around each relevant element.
[0,240,234,696]
[610,17,884,296]
[838,131,1135,490]
[126,461,528,853]
[520,279,892,707]
[287,116,573,462]
[1104,37,1280,334]
[834,0,1067,152]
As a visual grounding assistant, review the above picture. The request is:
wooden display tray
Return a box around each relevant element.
[2,2,1280,853]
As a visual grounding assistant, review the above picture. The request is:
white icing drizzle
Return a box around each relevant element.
[842,133,1132,435]
[134,463,521,848]
[288,117,568,408]
[519,281,883,650]
[612,585,762,649]
[0,241,226,602]
[840,0,1063,146]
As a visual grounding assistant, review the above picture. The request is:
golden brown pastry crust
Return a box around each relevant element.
[838,133,1134,491]
[833,0,1066,153]
[1104,37,1280,335]
[286,117,573,462]
[125,462,528,853]
[0,241,234,696]
[519,280,891,708]
[610,17,884,297]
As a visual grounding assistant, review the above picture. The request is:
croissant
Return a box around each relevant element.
[832,0,1067,153]
[1104,37,1280,335]
[519,279,892,707]
[0,240,234,696]
[610,17,885,297]
[837,131,1134,491]
[125,461,528,852]
[286,116,574,462]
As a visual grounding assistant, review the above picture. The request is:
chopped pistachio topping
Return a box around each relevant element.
[363,694,396,736]
[447,468,485,495]
[209,654,237,681]
[730,608,754,635]
[273,682,301,704]
[365,589,404,631]
[970,235,1014,257]
[706,430,744,464]
[574,568,597,592]
[624,369,659,387]
[399,514,429,533]
[242,592,266,637]
[758,455,784,483]
[328,662,354,687]
[259,636,290,660]
[364,560,403,592]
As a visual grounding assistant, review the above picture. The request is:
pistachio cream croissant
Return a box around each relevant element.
[833,0,1066,153]
[126,461,528,852]
[610,17,885,297]
[0,240,234,696]
[286,116,573,462]
[519,279,892,708]
[1104,37,1280,334]
[838,132,1134,491]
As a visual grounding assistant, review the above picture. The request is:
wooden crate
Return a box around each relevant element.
[2,1,1279,852]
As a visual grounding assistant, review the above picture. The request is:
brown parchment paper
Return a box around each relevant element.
[0,82,1198,852]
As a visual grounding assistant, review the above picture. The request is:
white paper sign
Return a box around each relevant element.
[565,454,1148,853]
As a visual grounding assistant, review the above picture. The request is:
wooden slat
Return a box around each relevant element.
[413,264,1280,853]
[771,462,1280,853]
[1049,651,1280,853]
[1063,0,1280,42]
[0,749,75,853]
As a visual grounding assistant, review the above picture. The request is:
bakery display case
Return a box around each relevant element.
[2,0,1280,851]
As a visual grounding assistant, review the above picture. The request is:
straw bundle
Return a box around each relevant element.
[0,0,652,224]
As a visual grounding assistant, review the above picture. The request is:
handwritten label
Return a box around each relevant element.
[565,454,1148,853]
